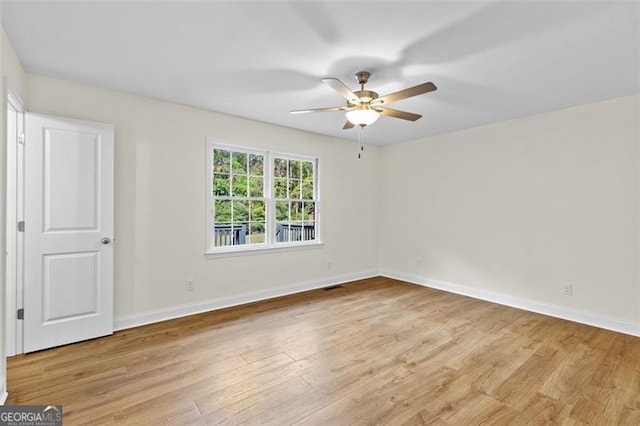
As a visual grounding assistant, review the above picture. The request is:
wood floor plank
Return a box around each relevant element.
[6,277,639,425]
[196,376,312,425]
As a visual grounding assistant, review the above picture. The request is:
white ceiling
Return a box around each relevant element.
[2,1,639,146]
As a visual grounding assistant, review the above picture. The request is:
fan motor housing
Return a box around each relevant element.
[349,90,379,105]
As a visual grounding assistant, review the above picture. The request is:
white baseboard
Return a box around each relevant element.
[380,269,640,337]
[114,269,640,337]
[114,270,379,331]
[0,391,8,405]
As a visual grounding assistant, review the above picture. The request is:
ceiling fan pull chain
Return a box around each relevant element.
[358,125,363,159]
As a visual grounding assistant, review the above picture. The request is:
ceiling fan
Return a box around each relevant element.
[290,71,437,129]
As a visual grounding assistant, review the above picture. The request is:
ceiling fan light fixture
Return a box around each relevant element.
[345,105,380,126]
[290,71,437,130]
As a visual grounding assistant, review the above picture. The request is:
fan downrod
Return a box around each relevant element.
[350,71,378,104]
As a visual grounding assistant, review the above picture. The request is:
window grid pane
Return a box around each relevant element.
[273,156,316,243]
[213,147,266,247]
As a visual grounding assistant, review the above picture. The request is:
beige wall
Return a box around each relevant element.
[1,23,27,400]
[380,94,640,325]
[26,74,381,319]
[17,75,640,333]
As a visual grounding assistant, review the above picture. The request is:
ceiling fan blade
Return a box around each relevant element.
[373,82,437,105]
[323,78,360,103]
[290,106,349,114]
[374,107,422,121]
[343,121,355,130]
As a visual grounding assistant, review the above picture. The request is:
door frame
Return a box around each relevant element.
[5,85,25,356]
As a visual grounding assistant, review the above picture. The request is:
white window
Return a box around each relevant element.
[206,140,320,254]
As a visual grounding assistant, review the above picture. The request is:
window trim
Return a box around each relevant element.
[205,139,322,256]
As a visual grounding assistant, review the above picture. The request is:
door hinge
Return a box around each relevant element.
[18,132,25,144]
[17,221,24,232]
[17,308,24,320]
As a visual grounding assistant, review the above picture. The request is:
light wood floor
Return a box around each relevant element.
[6,277,640,425]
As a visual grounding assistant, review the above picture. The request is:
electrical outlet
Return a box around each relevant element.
[562,283,572,296]
[327,259,332,270]
[185,280,195,292]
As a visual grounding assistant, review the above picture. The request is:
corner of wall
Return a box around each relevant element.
[0,22,6,406]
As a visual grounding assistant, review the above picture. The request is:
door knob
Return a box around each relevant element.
[101,237,111,245]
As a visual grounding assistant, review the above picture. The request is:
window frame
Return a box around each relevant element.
[206,139,322,256]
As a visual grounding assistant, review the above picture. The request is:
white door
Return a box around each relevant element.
[24,113,114,353]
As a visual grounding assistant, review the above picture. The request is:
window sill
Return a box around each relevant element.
[205,241,324,259]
